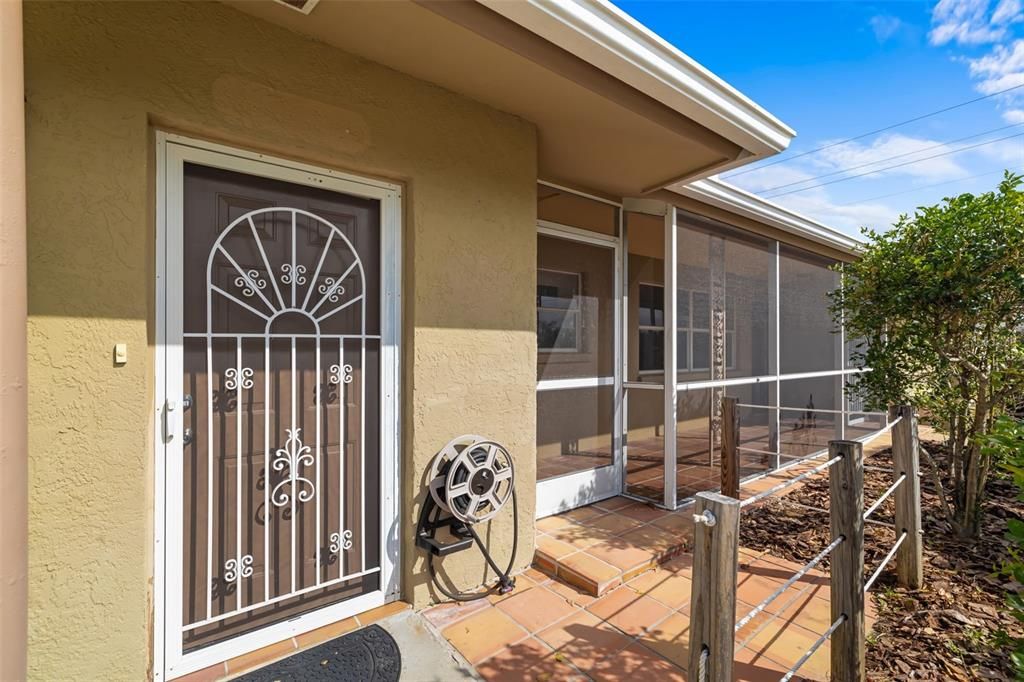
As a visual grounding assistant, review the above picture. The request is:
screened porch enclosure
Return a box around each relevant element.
[535,184,874,513]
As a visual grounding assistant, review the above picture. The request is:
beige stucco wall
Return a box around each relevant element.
[24,2,537,679]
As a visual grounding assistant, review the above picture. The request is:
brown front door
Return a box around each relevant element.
[177,162,383,651]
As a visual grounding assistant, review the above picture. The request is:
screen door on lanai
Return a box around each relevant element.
[170,159,391,659]
[535,229,621,516]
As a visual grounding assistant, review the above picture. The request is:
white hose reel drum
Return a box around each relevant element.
[427,435,515,525]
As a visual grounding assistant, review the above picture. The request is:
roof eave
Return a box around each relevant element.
[672,177,864,255]
[477,0,796,159]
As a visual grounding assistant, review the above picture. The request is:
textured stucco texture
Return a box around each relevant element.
[24,2,537,679]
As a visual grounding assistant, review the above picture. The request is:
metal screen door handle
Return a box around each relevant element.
[164,399,178,443]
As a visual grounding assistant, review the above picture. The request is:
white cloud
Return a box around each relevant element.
[812,133,967,181]
[929,0,1011,45]
[968,38,1024,95]
[725,128,1023,235]
[727,164,816,194]
[783,193,901,235]
[870,15,904,42]
[991,0,1024,25]
[727,166,905,235]
[966,38,1024,120]
[975,70,1024,92]
[969,37,1024,75]
[972,131,1024,162]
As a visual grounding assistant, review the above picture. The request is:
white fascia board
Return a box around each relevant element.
[671,177,864,255]
[477,0,795,157]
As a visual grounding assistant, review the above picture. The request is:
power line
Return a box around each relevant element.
[723,82,1024,179]
[753,122,1022,194]
[835,168,1020,206]
[763,130,1024,199]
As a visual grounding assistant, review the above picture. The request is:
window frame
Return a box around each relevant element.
[636,282,735,375]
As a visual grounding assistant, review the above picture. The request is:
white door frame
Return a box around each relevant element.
[535,220,623,517]
[153,132,402,680]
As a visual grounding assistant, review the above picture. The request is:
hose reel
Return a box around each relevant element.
[417,435,518,600]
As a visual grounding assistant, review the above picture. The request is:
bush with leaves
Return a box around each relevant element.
[989,416,1024,675]
[833,172,1024,538]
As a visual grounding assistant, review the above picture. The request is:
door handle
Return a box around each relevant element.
[164,399,178,443]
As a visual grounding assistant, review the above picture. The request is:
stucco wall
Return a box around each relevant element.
[23,2,537,679]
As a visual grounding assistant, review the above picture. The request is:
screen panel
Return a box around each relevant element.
[536,386,615,482]
[537,235,615,381]
[780,246,840,375]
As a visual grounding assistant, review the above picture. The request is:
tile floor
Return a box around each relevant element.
[425,548,874,681]
[427,430,893,681]
[533,448,882,599]
[623,423,852,503]
[534,496,691,596]
[536,428,895,598]
[537,420,859,507]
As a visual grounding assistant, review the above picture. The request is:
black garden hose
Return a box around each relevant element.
[426,489,519,602]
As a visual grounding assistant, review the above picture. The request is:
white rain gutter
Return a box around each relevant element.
[478,0,795,159]
[672,176,863,255]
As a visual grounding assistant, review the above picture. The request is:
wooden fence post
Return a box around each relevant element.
[721,397,740,499]
[829,440,865,682]
[688,492,740,682]
[891,405,923,588]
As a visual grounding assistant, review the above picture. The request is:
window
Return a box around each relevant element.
[637,283,734,373]
[538,269,582,351]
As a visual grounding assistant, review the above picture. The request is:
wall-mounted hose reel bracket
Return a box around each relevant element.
[416,435,518,600]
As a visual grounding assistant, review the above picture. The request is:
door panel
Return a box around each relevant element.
[535,231,620,516]
[178,163,382,651]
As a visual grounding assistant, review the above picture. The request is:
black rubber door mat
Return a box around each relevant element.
[237,624,402,682]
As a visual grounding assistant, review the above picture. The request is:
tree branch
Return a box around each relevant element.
[920,445,955,526]
[943,352,984,377]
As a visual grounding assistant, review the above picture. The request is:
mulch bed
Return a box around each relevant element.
[738,441,1022,680]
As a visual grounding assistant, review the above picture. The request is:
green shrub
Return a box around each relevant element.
[991,416,1024,675]
[834,172,1024,538]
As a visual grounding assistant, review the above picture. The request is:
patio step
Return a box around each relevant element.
[531,496,694,597]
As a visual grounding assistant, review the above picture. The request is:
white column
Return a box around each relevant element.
[0,1,28,679]
[663,207,678,510]
[835,266,846,441]
[770,242,780,468]
[614,210,626,493]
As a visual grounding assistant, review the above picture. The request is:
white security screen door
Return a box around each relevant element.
[156,136,400,680]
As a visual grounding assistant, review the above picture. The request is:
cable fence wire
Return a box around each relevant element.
[863,473,906,521]
[863,530,908,593]
[731,412,901,495]
[855,415,902,447]
[779,614,847,682]
[739,455,843,509]
[735,535,844,633]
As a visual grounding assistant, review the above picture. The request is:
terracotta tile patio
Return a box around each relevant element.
[535,430,894,599]
[424,431,892,680]
[425,546,875,681]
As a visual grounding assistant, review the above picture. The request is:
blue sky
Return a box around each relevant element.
[615,0,1024,235]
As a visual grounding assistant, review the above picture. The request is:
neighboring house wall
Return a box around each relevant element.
[24,2,536,679]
